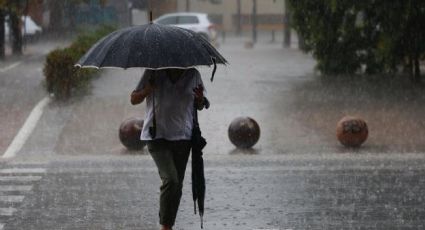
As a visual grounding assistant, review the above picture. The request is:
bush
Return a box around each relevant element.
[288,0,425,81]
[44,48,92,99]
[43,25,116,100]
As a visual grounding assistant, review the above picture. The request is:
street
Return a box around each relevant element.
[2,36,425,229]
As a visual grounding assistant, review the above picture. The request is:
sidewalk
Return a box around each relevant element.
[0,39,69,155]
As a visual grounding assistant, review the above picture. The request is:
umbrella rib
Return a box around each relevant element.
[99,28,135,68]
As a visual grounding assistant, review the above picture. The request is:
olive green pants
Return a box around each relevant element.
[147,139,191,227]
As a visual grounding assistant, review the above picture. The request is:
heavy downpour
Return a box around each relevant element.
[0,0,425,229]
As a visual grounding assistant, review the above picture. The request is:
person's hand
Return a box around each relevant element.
[144,82,155,94]
[130,83,155,105]
[193,84,204,109]
[193,84,204,100]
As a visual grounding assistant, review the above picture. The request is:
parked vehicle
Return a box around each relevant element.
[154,12,218,44]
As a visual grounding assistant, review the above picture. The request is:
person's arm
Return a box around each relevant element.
[193,85,207,110]
[131,70,155,105]
[192,69,208,110]
[131,82,154,105]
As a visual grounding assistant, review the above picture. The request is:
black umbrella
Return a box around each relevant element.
[75,22,227,75]
[191,103,207,229]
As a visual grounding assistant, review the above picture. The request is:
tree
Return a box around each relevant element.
[288,0,425,81]
[2,0,27,56]
[0,0,42,56]
[46,0,63,32]
[10,8,23,55]
[0,7,5,59]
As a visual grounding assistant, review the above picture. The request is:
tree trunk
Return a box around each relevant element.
[252,0,257,43]
[283,0,291,48]
[298,33,306,50]
[236,0,241,36]
[48,0,64,33]
[414,55,421,83]
[405,55,413,76]
[10,12,23,55]
[0,11,5,60]
[68,3,77,30]
[186,0,190,12]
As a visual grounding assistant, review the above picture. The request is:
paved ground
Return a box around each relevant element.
[4,155,425,230]
[0,40,69,155]
[1,34,425,229]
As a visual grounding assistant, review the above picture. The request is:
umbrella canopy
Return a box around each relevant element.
[75,22,227,70]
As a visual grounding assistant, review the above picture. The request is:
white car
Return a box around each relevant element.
[154,12,218,43]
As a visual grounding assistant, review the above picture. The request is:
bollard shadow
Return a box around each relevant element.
[334,144,374,154]
[228,147,260,155]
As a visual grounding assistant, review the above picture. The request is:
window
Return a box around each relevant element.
[156,16,177,25]
[178,16,199,25]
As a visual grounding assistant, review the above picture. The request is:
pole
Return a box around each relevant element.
[128,0,133,26]
[252,0,257,43]
[149,0,153,22]
[0,10,5,59]
[236,0,241,36]
[186,0,190,12]
[283,0,291,48]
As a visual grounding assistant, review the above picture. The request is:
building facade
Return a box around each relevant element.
[139,0,286,33]
[175,0,286,32]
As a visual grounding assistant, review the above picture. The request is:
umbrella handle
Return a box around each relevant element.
[149,0,154,23]
[210,57,217,82]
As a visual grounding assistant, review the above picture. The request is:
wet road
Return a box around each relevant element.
[4,155,425,229]
[2,35,425,229]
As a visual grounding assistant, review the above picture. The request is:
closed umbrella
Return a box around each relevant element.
[191,102,207,229]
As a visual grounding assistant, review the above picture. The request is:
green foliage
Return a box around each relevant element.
[43,25,116,100]
[70,25,116,52]
[288,0,425,80]
[44,48,91,99]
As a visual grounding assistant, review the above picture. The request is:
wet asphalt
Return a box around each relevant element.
[1,35,425,229]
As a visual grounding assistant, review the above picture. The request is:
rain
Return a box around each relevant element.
[0,0,425,229]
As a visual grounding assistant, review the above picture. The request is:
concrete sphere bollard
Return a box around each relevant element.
[228,117,260,148]
[336,116,368,147]
[119,117,146,150]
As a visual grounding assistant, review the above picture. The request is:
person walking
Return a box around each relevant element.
[130,68,207,230]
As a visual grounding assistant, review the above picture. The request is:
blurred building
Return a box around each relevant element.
[75,0,131,27]
[130,0,178,25]
[25,0,285,33]
[25,0,132,32]
[26,0,44,26]
[131,0,285,34]
[178,0,286,33]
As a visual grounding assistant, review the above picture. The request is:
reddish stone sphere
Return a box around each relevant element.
[119,117,146,150]
[336,116,368,147]
[228,117,260,148]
